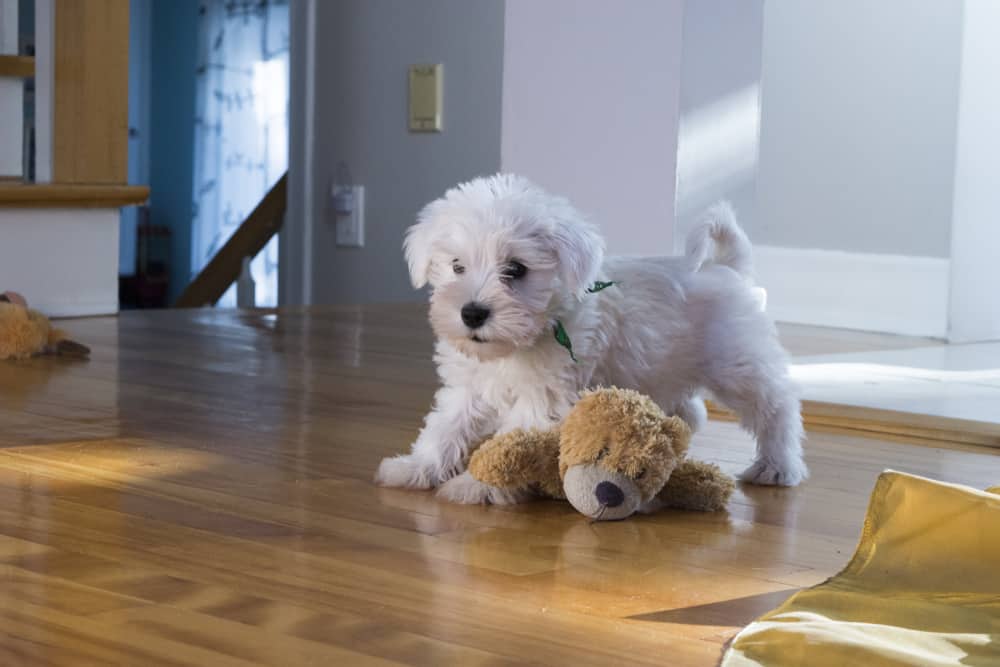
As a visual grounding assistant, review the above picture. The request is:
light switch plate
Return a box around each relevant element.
[335,185,365,248]
[409,64,443,132]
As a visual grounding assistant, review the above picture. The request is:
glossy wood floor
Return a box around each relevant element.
[2,305,998,666]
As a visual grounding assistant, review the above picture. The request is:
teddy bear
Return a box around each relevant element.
[0,291,90,361]
[468,387,735,521]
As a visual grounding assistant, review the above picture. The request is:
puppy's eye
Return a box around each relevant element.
[452,262,465,275]
[635,468,647,480]
[596,446,610,461]
[501,260,528,281]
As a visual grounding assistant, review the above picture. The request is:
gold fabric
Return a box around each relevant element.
[722,471,1000,667]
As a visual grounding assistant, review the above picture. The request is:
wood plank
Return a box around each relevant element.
[0,54,34,78]
[776,322,943,356]
[0,305,996,666]
[0,183,148,208]
[708,399,1000,449]
[53,0,129,183]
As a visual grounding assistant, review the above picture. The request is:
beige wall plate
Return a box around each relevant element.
[409,64,443,132]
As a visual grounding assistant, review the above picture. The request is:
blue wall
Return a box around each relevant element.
[149,0,199,303]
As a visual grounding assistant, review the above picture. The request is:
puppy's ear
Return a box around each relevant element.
[551,218,605,296]
[403,204,443,289]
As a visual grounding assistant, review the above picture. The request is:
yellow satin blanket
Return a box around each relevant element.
[722,471,1000,667]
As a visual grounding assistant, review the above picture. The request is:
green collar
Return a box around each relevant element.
[553,280,617,362]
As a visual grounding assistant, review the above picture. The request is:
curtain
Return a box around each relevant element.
[191,0,289,307]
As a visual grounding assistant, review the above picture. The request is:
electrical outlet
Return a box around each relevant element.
[335,185,365,247]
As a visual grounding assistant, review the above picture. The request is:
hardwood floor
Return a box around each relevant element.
[776,321,942,357]
[1,305,997,666]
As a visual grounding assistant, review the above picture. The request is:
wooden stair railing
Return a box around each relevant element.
[0,55,35,78]
[175,173,287,308]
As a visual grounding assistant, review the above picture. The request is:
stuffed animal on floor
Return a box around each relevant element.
[468,387,735,520]
[0,291,90,361]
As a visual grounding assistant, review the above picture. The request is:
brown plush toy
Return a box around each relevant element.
[0,292,90,361]
[469,387,735,521]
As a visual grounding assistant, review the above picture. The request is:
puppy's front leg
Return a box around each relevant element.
[375,386,494,490]
[436,388,568,506]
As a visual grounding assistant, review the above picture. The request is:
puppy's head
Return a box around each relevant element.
[406,174,604,361]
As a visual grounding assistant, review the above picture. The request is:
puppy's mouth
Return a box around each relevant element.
[469,334,487,343]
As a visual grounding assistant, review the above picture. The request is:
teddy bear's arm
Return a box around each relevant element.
[656,459,735,512]
[468,428,564,499]
[45,325,90,357]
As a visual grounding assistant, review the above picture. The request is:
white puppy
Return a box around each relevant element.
[376,174,806,505]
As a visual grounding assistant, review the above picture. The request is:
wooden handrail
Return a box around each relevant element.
[0,55,35,78]
[175,173,287,308]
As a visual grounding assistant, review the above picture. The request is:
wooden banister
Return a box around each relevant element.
[175,173,287,308]
[0,55,35,78]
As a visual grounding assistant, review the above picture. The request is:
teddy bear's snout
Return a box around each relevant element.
[563,465,643,520]
[594,481,625,508]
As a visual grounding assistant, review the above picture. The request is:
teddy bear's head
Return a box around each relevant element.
[559,387,691,520]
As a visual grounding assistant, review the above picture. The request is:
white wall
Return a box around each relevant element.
[674,0,763,252]
[0,0,15,50]
[501,0,684,257]
[33,0,52,182]
[287,0,999,342]
[0,0,23,178]
[281,0,314,306]
[756,0,963,258]
[302,0,505,305]
[0,209,120,316]
[947,0,1000,343]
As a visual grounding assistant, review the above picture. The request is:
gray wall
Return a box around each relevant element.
[674,0,764,251]
[309,0,505,304]
[501,0,684,257]
[755,0,963,257]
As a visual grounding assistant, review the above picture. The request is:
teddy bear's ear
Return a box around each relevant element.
[661,416,692,457]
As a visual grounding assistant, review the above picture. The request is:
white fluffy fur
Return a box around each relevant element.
[375,174,807,503]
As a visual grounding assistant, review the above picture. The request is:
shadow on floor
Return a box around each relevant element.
[628,588,798,627]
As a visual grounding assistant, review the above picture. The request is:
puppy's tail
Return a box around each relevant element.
[684,201,753,279]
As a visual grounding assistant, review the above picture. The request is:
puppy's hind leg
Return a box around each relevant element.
[646,387,707,435]
[735,386,807,486]
[705,349,807,487]
[674,395,707,434]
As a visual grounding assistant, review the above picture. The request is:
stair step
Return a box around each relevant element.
[0,207,122,316]
[0,183,148,208]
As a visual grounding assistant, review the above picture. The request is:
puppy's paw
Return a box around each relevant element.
[436,471,532,505]
[374,455,435,489]
[740,457,808,487]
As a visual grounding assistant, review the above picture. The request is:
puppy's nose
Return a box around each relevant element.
[594,481,625,508]
[461,302,491,329]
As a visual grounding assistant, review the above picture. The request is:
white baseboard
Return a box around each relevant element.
[754,245,949,338]
[32,299,119,318]
[0,208,120,317]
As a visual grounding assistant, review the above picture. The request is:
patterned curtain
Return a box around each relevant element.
[191,0,289,307]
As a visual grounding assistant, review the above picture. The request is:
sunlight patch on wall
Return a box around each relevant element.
[675,83,761,221]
